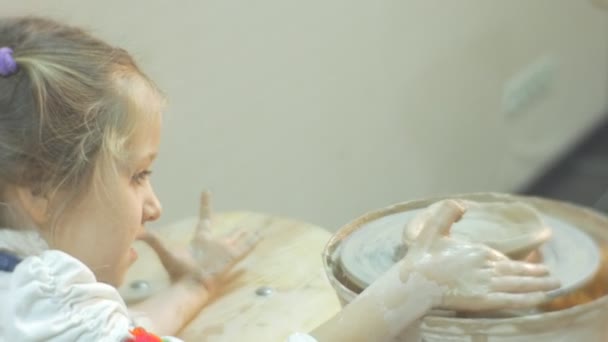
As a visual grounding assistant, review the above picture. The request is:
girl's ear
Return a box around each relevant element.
[14,186,50,227]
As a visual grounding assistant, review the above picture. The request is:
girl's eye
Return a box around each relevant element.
[132,170,152,184]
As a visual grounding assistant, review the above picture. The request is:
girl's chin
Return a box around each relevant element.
[96,256,135,287]
[97,273,125,288]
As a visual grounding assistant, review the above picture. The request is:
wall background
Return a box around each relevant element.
[6,1,608,230]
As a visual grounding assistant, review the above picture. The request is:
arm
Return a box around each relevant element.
[131,191,258,336]
[128,276,210,336]
[310,264,439,342]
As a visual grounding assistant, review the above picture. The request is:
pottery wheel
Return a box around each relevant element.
[339,208,601,299]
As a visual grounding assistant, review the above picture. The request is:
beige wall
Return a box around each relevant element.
[5,1,608,231]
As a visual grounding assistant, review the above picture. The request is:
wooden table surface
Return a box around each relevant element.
[119,211,342,341]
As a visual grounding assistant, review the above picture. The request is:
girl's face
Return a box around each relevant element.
[49,116,163,286]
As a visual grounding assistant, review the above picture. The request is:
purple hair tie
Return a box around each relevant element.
[0,47,19,77]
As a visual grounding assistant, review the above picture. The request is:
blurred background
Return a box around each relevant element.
[5,1,608,231]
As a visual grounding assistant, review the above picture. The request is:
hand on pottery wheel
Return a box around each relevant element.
[138,190,259,294]
[401,199,561,311]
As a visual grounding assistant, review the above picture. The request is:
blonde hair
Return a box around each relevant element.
[0,16,164,226]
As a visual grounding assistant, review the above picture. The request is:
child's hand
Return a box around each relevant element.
[399,199,560,311]
[189,191,260,291]
[138,191,259,294]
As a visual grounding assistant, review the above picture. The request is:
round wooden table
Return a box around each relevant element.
[119,212,341,341]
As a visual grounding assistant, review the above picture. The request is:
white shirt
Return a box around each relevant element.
[0,229,316,342]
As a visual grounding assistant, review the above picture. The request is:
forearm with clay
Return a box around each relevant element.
[310,262,443,342]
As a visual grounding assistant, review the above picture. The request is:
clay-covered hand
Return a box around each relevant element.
[138,191,259,293]
[189,191,260,286]
[400,199,560,311]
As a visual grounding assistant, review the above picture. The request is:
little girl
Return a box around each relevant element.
[0,16,560,341]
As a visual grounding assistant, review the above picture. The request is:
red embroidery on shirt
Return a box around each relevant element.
[127,327,163,342]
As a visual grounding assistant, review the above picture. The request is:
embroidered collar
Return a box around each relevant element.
[0,251,22,272]
[0,229,46,272]
[0,228,49,258]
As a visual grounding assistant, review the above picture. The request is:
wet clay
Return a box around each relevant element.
[404,200,551,260]
[325,193,608,341]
